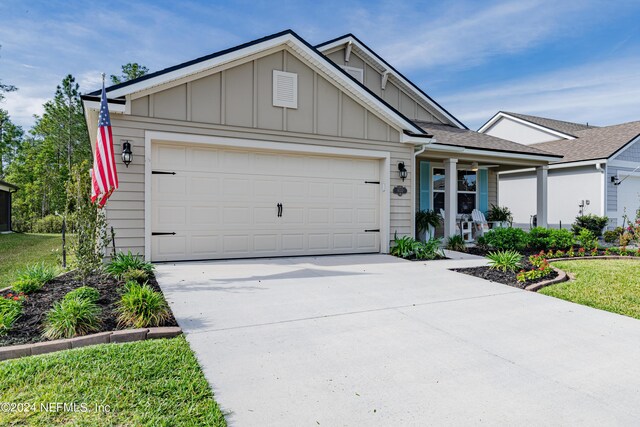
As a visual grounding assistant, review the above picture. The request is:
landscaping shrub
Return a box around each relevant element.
[12,263,58,294]
[107,251,154,279]
[390,234,416,258]
[487,250,522,272]
[0,296,23,336]
[481,227,528,251]
[549,228,577,250]
[117,281,170,328]
[43,297,101,339]
[603,227,623,244]
[517,253,553,283]
[577,229,598,251]
[413,238,444,260]
[445,234,466,252]
[527,227,575,251]
[31,214,63,234]
[63,286,100,304]
[120,269,150,284]
[572,214,608,237]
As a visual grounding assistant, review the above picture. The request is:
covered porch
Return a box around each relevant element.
[412,122,562,241]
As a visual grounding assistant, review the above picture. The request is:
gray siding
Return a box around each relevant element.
[324,48,447,125]
[129,49,400,143]
[615,138,640,162]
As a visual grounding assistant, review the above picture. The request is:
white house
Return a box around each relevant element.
[480,112,640,229]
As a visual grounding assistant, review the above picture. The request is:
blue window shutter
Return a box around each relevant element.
[478,169,489,214]
[420,161,430,210]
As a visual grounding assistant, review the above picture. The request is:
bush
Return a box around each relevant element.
[120,269,150,284]
[43,297,101,339]
[107,251,154,279]
[487,205,513,224]
[0,296,23,336]
[577,229,598,251]
[603,227,623,244]
[413,238,444,260]
[117,281,170,328]
[487,250,522,272]
[572,214,608,237]
[528,227,575,251]
[481,227,528,251]
[548,228,576,250]
[390,234,417,258]
[12,263,58,294]
[32,214,63,233]
[63,286,100,304]
[445,234,466,252]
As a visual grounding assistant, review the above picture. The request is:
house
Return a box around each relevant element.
[81,30,559,262]
[0,180,18,232]
[480,111,640,228]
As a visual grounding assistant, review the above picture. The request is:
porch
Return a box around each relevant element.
[412,122,562,241]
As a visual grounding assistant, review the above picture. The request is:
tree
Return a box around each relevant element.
[0,110,23,177]
[0,45,17,102]
[110,63,149,85]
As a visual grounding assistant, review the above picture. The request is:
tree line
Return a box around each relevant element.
[0,56,148,233]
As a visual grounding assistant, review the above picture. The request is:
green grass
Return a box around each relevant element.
[0,337,226,426]
[540,260,640,320]
[0,233,63,289]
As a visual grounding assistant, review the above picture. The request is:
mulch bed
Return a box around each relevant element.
[0,272,177,347]
[452,260,558,289]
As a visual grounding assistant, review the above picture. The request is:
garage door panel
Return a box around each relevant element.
[154,145,186,169]
[151,142,381,261]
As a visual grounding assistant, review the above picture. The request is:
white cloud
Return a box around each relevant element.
[438,56,640,129]
[2,87,47,128]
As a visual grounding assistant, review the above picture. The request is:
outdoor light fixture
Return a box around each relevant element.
[611,176,621,185]
[471,162,479,171]
[398,162,408,181]
[121,140,133,167]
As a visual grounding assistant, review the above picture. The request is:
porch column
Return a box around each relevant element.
[536,165,548,228]
[444,158,458,238]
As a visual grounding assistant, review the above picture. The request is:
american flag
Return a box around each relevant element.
[90,80,118,207]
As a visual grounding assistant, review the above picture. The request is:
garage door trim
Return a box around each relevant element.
[144,130,391,261]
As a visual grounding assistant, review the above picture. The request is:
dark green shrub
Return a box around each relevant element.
[482,227,528,251]
[603,227,623,244]
[63,286,100,304]
[390,233,417,258]
[32,214,63,233]
[445,235,466,252]
[549,228,576,250]
[577,229,598,251]
[120,269,150,284]
[117,281,170,328]
[487,205,513,223]
[0,297,23,336]
[12,263,58,294]
[107,251,154,279]
[487,250,522,272]
[527,227,575,251]
[572,214,609,237]
[43,297,101,339]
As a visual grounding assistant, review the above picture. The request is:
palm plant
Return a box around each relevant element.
[416,210,441,240]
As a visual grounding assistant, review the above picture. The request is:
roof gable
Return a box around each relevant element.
[83,30,428,138]
[316,34,467,130]
[479,111,595,139]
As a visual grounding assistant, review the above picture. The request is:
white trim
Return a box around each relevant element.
[430,144,560,163]
[102,32,423,135]
[144,130,392,260]
[317,36,466,129]
[82,99,126,113]
[499,159,608,175]
[478,112,576,140]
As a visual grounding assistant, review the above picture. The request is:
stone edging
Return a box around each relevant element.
[0,326,182,362]
[525,256,640,292]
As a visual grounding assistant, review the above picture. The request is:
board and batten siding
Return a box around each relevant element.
[324,48,448,126]
[105,47,414,256]
[607,138,640,226]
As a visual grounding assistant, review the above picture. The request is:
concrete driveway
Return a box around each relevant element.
[156,254,640,426]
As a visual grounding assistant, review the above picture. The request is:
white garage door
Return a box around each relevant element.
[617,176,640,225]
[151,143,381,261]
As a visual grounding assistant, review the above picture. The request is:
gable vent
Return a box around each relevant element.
[273,70,298,109]
[341,66,364,83]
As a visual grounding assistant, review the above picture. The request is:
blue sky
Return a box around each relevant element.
[1,0,639,130]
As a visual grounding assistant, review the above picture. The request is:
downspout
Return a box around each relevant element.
[595,162,606,217]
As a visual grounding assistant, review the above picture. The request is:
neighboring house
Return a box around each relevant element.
[0,180,18,232]
[81,30,559,262]
[480,112,640,228]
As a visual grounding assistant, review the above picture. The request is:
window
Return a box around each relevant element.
[432,168,477,215]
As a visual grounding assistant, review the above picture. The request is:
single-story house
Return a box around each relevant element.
[480,112,640,228]
[0,179,18,232]
[82,30,559,262]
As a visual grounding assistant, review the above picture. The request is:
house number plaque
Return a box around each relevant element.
[392,186,408,196]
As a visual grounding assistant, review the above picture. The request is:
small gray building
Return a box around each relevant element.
[0,180,18,232]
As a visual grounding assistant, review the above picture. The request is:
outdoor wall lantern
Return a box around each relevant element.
[398,162,408,181]
[121,140,133,167]
[471,162,479,171]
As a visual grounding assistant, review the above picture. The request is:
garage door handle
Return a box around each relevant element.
[277,203,282,217]
[152,232,176,236]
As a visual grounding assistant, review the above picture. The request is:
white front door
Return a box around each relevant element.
[151,142,381,261]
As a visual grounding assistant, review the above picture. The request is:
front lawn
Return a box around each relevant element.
[0,336,227,426]
[0,233,63,289]
[540,260,640,320]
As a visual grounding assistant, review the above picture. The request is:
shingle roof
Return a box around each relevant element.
[503,112,596,136]
[530,120,640,164]
[414,121,562,158]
